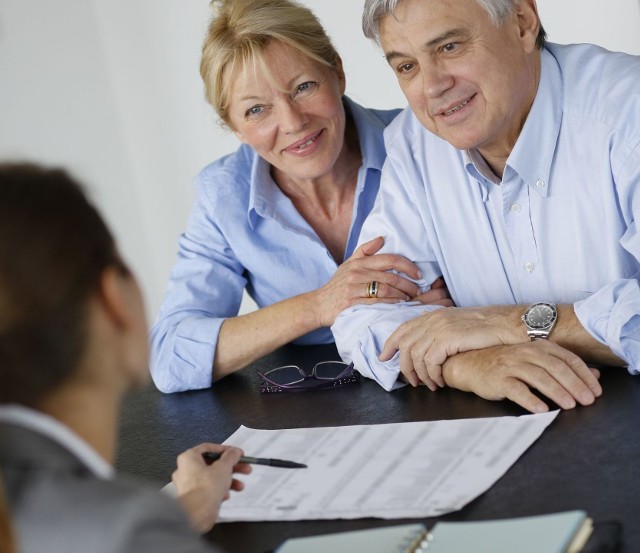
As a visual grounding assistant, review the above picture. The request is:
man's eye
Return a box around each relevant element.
[442,43,457,53]
[398,63,414,74]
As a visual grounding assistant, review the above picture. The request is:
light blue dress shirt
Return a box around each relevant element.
[332,44,640,391]
[150,98,400,392]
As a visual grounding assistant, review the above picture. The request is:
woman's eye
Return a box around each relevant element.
[295,81,317,95]
[245,105,263,117]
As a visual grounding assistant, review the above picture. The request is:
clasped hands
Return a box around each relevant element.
[379,305,602,413]
[314,236,453,327]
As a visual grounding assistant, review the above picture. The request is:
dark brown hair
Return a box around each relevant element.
[0,474,15,553]
[0,163,128,406]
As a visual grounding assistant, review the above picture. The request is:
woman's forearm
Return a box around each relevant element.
[212,291,323,379]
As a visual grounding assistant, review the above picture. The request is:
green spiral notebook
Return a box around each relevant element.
[276,511,596,553]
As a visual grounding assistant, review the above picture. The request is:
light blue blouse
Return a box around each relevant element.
[150,98,400,392]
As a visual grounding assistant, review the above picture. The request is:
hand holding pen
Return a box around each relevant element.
[202,451,307,469]
[172,444,252,533]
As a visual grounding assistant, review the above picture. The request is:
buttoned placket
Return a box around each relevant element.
[499,171,550,302]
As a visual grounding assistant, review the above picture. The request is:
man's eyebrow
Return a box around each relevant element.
[385,29,465,64]
[385,50,408,64]
[424,30,463,49]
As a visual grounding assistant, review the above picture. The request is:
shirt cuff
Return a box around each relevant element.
[152,317,223,393]
[333,302,442,391]
[574,279,640,374]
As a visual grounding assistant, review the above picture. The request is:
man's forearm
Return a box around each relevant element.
[552,305,626,367]
[487,303,625,367]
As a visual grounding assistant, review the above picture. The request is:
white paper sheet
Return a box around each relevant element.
[217,411,558,521]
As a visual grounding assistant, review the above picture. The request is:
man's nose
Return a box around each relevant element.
[421,62,455,99]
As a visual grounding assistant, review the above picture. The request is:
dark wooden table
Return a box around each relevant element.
[117,344,640,552]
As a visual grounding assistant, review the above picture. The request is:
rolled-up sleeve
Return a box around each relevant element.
[149,183,246,393]
[574,278,640,373]
[333,302,441,391]
[332,143,444,391]
[574,142,640,373]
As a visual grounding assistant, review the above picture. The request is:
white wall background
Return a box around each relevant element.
[1,0,639,322]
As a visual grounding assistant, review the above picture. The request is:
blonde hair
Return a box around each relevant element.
[200,0,341,125]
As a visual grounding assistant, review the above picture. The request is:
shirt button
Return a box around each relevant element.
[510,203,521,213]
[536,179,545,188]
[524,262,535,272]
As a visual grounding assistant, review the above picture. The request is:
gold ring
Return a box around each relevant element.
[366,281,379,298]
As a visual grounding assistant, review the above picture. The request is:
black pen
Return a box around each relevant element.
[202,451,307,469]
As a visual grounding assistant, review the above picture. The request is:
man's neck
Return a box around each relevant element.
[478,51,543,180]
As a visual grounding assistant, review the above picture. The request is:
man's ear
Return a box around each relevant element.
[515,0,542,54]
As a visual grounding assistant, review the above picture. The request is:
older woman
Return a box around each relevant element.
[149,0,451,393]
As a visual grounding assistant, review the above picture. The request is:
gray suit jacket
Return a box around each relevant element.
[0,422,222,553]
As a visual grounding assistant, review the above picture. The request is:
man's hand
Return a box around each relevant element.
[380,306,520,390]
[442,341,603,413]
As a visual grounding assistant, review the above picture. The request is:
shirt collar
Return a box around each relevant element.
[506,48,562,197]
[345,96,389,174]
[247,96,388,228]
[248,154,284,228]
[0,404,114,480]
[463,149,496,202]
[464,47,562,199]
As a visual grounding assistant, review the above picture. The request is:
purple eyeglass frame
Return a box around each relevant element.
[257,361,360,393]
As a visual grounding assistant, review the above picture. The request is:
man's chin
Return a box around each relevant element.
[417,119,480,151]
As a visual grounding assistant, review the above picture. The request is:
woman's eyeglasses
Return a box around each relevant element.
[257,361,359,393]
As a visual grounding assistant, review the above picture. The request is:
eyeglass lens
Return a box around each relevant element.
[262,362,351,386]
[313,361,351,380]
[264,365,306,386]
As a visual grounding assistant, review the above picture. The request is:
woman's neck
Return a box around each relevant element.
[272,117,362,262]
[37,380,122,465]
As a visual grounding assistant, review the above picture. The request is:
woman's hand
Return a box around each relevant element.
[313,236,422,327]
[172,443,252,533]
[413,277,454,307]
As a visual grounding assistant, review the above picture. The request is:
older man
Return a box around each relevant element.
[332,0,640,413]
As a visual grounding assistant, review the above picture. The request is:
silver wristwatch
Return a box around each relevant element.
[521,303,557,340]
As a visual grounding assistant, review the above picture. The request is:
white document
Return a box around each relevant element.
[217,411,558,522]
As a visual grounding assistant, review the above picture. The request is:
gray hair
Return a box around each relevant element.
[362,0,546,49]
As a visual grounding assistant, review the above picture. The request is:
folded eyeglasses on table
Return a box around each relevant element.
[257,361,360,393]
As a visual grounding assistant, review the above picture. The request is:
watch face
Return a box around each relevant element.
[524,304,557,329]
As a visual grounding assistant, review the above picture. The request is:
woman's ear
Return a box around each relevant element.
[335,55,346,95]
[98,266,133,329]
[231,127,247,144]
[96,266,150,388]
